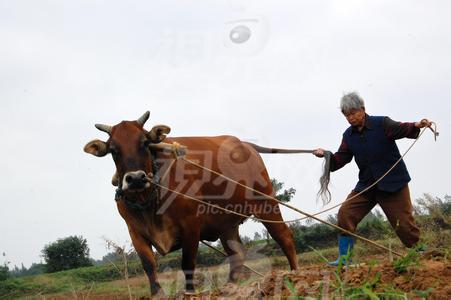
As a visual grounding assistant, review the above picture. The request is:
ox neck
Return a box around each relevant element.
[115,150,160,211]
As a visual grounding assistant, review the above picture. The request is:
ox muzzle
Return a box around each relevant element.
[122,170,152,192]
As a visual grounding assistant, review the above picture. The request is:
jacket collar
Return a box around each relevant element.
[350,114,372,135]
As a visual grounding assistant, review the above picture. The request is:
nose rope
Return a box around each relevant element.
[115,151,161,210]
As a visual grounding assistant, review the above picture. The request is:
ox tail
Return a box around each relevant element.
[317,151,332,205]
[243,142,332,205]
[243,142,314,154]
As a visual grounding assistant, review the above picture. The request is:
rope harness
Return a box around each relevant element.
[114,151,161,210]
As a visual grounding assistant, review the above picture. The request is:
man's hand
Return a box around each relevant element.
[313,148,326,158]
[414,118,432,128]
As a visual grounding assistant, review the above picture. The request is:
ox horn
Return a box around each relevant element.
[95,124,112,134]
[137,111,150,126]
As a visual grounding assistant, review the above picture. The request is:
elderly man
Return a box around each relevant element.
[313,92,432,266]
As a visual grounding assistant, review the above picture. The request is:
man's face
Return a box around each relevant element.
[343,108,366,127]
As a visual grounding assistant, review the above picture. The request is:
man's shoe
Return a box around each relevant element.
[328,257,349,266]
[328,235,355,266]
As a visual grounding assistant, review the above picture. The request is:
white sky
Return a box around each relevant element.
[1,0,450,268]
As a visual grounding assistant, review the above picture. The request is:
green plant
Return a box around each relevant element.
[345,272,380,300]
[393,245,422,273]
[316,281,325,300]
[166,279,178,296]
[0,253,10,281]
[284,277,305,300]
[308,246,390,299]
[413,287,434,299]
[42,236,92,273]
[0,265,9,282]
[272,178,296,203]
[356,210,392,240]
[378,285,409,299]
[308,246,348,297]
[0,277,63,298]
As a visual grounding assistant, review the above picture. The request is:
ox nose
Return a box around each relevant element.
[122,170,150,191]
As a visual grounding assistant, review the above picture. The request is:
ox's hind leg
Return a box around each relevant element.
[181,227,201,293]
[255,203,298,270]
[219,226,246,282]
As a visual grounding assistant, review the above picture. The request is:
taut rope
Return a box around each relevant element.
[151,124,438,258]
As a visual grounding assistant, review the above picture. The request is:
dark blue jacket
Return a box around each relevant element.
[331,115,419,192]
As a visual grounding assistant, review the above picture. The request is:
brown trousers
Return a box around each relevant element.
[337,185,420,248]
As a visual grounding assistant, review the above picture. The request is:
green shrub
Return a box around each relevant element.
[53,261,144,283]
[290,222,337,252]
[0,265,9,281]
[42,236,93,273]
[414,194,450,229]
[356,210,391,240]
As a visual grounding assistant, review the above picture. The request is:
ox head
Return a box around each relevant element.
[84,111,170,193]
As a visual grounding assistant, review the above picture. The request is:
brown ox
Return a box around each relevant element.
[84,112,298,295]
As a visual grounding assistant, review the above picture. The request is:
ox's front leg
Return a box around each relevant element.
[129,228,161,295]
[181,232,200,293]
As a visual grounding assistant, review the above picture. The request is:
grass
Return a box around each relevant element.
[289,247,409,300]
[0,261,146,299]
[393,245,422,274]
[284,277,305,300]
[2,232,449,299]
[0,244,377,299]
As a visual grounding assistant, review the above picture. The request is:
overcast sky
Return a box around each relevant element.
[1,0,450,268]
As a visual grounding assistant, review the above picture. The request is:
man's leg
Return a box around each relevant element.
[376,185,420,248]
[329,189,377,265]
[337,189,377,233]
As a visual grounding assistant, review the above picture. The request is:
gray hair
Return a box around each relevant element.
[340,92,365,113]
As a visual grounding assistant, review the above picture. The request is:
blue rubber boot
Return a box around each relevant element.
[328,235,355,266]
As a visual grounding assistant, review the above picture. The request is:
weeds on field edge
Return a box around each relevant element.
[308,246,412,299]
[393,244,423,274]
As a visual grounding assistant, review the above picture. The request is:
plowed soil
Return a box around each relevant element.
[43,252,450,299]
[210,255,450,299]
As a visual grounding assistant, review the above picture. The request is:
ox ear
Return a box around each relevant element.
[148,124,171,143]
[84,139,108,157]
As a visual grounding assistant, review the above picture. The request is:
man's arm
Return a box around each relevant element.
[384,117,432,140]
[313,137,353,172]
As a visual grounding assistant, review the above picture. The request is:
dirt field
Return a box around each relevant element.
[57,250,449,300]
[211,256,450,299]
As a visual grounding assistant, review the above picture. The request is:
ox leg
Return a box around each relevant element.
[257,209,298,270]
[219,226,245,282]
[129,229,161,295]
[181,236,200,293]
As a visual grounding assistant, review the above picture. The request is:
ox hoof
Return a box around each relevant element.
[184,291,200,300]
[150,282,163,296]
[228,269,249,283]
[228,274,239,283]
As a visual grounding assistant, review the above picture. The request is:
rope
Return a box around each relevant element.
[199,241,264,277]
[160,158,177,183]
[297,123,438,221]
[168,125,436,224]
[153,124,437,258]
[155,181,403,257]
[155,154,265,277]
